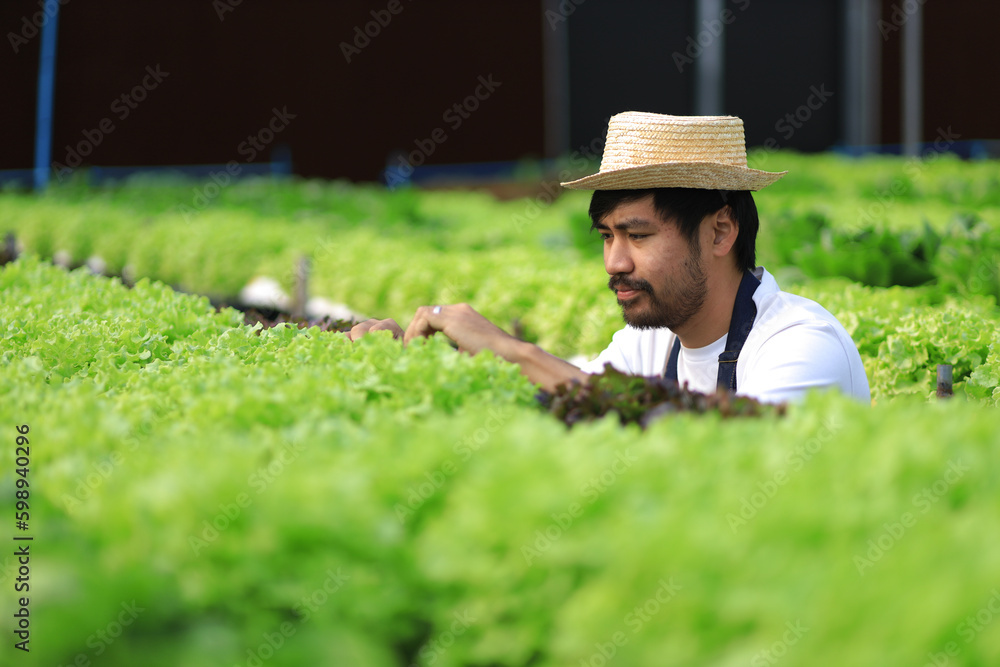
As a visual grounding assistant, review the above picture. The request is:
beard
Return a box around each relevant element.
[609,246,708,331]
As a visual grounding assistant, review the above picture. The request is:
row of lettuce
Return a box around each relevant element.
[4,191,997,330]
[2,173,999,403]
[2,152,999,303]
[3,255,1000,666]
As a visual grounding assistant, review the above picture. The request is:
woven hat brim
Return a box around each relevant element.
[560,162,787,191]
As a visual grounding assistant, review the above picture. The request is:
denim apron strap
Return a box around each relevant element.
[664,269,761,392]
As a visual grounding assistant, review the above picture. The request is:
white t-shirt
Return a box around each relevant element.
[578,267,871,404]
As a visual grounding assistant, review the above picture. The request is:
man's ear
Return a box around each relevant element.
[710,205,739,257]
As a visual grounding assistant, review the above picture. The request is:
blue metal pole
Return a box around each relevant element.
[33,0,61,190]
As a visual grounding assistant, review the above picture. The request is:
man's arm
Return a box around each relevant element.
[403,303,589,392]
[506,340,593,393]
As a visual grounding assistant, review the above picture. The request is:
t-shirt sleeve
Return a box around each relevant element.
[738,322,867,404]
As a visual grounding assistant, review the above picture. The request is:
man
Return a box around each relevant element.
[350,112,870,404]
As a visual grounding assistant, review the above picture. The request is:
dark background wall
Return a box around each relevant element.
[566,1,696,155]
[725,0,841,151]
[1,1,545,181]
[878,0,1000,146]
[2,0,998,183]
[566,0,841,154]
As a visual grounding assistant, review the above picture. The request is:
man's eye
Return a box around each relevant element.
[600,233,612,241]
[629,234,649,240]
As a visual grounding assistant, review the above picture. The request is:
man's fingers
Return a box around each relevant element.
[369,319,404,340]
[348,321,371,342]
[349,318,403,342]
[403,306,442,346]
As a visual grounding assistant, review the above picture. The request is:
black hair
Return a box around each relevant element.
[588,188,759,273]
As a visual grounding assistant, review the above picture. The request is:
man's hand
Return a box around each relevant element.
[349,304,589,393]
[347,318,404,341]
[403,303,521,360]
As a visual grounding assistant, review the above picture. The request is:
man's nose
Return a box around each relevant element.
[604,237,634,275]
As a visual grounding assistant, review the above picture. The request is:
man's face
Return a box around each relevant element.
[594,194,707,330]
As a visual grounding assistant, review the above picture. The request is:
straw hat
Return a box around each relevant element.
[560,111,786,191]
